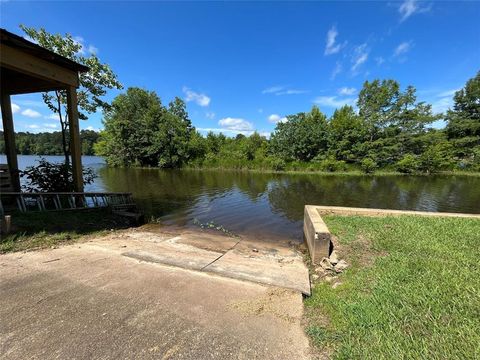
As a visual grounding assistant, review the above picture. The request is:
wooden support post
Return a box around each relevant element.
[0,92,20,192]
[66,86,83,192]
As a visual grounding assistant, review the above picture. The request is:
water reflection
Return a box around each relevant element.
[98,168,480,241]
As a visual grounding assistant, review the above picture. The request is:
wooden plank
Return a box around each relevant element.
[0,93,20,192]
[1,45,79,87]
[66,86,84,192]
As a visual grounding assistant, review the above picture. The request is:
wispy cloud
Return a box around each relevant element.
[375,57,385,66]
[21,108,42,118]
[338,87,356,96]
[324,25,345,56]
[42,123,57,129]
[262,86,307,96]
[431,89,460,114]
[218,117,253,132]
[314,96,356,108]
[268,114,288,124]
[205,111,215,120]
[331,62,342,80]
[73,36,98,55]
[351,44,369,73]
[399,0,432,22]
[183,87,211,107]
[394,41,412,57]
[11,103,20,114]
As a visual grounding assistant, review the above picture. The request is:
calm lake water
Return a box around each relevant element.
[3,155,480,241]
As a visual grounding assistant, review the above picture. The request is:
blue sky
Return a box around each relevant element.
[1,1,479,136]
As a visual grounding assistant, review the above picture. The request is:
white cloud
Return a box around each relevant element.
[12,103,20,114]
[331,62,342,80]
[21,108,42,118]
[262,86,307,96]
[42,123,57,129]
[205,111,215,120]
[73,36,98,55]
[324,26,345,55]
[338,87,356,96]
[26,124,40,129]
[183,87,211,107]
[394,41,412,57]
[431,89,460,114]
[399,0,432,22]
[218,117,254,132]
[314,96,356,108]
[375,57,385,66]
[15,99,44,107]
[268,114,288,123]
[47,113,60,121]
[262,86,284,94]
[351,44,369,72]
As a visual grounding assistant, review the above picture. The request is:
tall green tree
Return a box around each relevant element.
[20,25,122,165]
[101,87,194,168]
[446,71,480,157]
[270,106,328,161]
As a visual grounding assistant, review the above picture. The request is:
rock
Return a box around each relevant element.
[329,250,339,265]
[332,282,342,289]
[314,267,325,274]
[319,257,333,271]
[334,259,349,273]
[311,274,319,281]
[252,248,258,253]
[324,275,334,283]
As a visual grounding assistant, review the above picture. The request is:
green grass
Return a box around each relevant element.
[305,215,480,359]
[0,209,133,253]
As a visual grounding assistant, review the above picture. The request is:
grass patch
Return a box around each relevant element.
[305,215,480,359]
[1,209,133,253]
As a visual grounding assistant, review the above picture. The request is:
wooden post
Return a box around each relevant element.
[0,92,20,192]
[66,86,83,192]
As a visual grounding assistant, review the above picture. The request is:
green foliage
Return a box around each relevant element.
[395,154,420,174]
[360,158,378,174]
[269,106,328,162]
[20,158,96,192]
[317,157,347,172]
[20,25,122,164]
[446,71,480,157]
[418,142,455,173]
[0,130,99,155]
[101,88,194,167]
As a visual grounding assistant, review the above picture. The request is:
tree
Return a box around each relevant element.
[270,106,328,161]
[20,25,122,165]
[101,87,194,168]
[446,71,480,158]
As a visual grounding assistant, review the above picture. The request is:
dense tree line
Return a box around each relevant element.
[97,71,479,173]
[0,130,100,156]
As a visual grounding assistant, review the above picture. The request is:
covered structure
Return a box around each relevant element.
[0,28,89,192]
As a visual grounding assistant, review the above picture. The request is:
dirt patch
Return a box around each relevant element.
[332,233,387,269]
[228,288,301,323]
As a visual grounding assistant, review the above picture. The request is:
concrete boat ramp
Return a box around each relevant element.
[86,226,310,295]
[0,226,312,359]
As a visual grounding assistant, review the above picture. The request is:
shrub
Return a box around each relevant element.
[418,143,455,173]
[360,158,378,174]
[20,158,96,192]
[395,154,419,174]
[319,158,347,172]
[267,157,286,171]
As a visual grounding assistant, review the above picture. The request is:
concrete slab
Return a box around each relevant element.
[0,244,311,359]
[205,239,311,295]
[81,227,310,295]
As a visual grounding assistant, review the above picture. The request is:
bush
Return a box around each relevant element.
[395,154,419,174]
[418,143,455,173]
[360,158,378,174]
[319,158,347,172]
[20,158,96,192]
[267,157,286,171]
